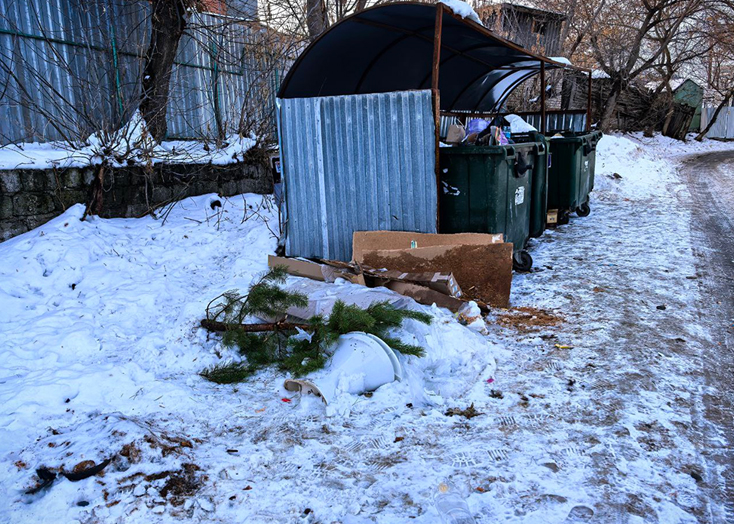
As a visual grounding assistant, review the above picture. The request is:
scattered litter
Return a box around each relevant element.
[281,398,292,403]
[445,403,483,419]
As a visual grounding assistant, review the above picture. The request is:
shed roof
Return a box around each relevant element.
[277,2,580,112]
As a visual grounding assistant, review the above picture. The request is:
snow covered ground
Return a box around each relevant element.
[0,112,258,170]
[1,133,733,523]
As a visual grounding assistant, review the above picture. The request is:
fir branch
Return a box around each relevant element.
[200,362,256,384]
[200,280,433,384]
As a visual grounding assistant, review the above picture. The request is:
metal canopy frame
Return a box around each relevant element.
[278,2,593,133]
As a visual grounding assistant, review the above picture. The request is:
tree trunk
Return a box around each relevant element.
[140,0,188,142]
[696,92,732,141]
[200,319,311,333]
[306,0,328,41]
[599,77,622,133]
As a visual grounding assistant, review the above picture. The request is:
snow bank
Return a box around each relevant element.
[594,133,734,200]
[0,190,502,522]
[439,0,483,25]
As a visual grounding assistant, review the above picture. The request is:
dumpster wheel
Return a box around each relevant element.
[513,250,533,272]
[558,210,571,225]
[576,201,591,217]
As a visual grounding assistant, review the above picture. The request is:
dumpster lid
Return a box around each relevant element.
[278,2,581,112]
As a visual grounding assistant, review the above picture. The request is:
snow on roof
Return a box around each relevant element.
[591,69,610,79]
[440,0,484,25]
[549,56,572,66]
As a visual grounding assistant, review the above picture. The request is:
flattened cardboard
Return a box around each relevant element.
[268,255,365,285]
[352,231,504,264]
[360,243,513,308]
[366,270,462,297]
[385,282,465,312]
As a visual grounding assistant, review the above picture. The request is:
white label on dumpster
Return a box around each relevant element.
[584,160,589,169]
[515,186,525,205]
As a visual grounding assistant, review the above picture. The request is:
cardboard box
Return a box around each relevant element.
[268,255,365,285]
[365,270,462,297]
[352,231,503,264]
[384,282,465,312]
[360,242,513,308]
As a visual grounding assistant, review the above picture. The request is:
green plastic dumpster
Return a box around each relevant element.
[439,138,547,271]
[546,130,603,223]
[516,132,549,239]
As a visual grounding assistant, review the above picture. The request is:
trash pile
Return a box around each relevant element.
[444,114,536,147]
[271,230,513,312]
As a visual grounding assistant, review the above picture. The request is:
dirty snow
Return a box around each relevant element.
[0,112,257,170]
[1,133,734,523]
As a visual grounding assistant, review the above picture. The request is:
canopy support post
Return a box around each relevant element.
[540,61,546,135]
[586,70,592,131]
[432,4,443,231]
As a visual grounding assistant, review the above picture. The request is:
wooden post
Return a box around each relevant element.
[540,61,546,135]
[432,4,443,231]
[586,70,592,132]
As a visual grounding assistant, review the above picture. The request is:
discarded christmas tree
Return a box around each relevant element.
[200,267,432,384]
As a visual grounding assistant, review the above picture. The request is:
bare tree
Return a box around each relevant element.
[139,0,190,142]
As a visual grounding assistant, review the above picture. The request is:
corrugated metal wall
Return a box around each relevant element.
[280,90,437,261]
[702,106,734,139]
[0,0,282,145]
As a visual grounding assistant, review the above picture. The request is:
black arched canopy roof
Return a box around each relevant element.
[277,2,581,112]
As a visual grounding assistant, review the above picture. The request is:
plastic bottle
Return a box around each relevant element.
[433,481,477,524]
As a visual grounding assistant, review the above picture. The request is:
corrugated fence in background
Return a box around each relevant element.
[526,112,587,133]
[279,90,437,261]
[702,106,734,139]
[438,112,586,139]
[0,0,283,145]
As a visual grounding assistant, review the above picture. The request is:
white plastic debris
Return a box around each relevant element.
[283,332,402,405]
[504,114,538,133]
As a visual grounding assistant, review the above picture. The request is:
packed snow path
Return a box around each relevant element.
[1,135,734,523]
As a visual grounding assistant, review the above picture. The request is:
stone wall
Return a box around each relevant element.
[0,160,272,241]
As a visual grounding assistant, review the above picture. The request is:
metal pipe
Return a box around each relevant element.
[587,70,592,131]
[432,4,443,232]
[540,61,546,134]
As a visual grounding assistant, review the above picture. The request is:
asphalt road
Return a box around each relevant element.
[682,149,734,523]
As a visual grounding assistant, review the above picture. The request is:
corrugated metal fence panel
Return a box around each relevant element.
[526,113,587,132]
[0,1,284,144]
[280,90,437,261]
[704,106,734,139]
[439,115,457,139]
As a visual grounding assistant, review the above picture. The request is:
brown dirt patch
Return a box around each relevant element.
[159,463,203,506]
[495,307,563,332]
